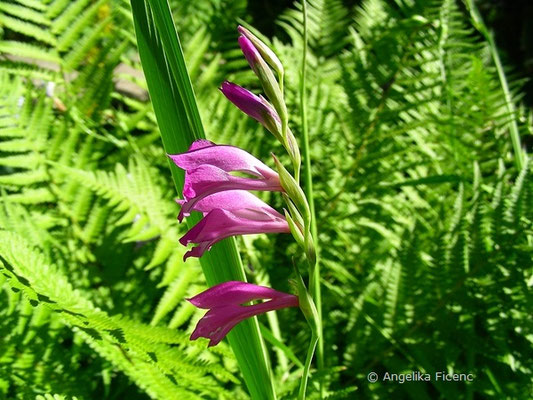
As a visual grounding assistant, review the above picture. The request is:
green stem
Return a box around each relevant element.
[487,33,524,169]
[299,0,323,386]
[464,0,524,170]
[298,333,318,400]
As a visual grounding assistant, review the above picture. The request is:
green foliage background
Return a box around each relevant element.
[0,0,531,399]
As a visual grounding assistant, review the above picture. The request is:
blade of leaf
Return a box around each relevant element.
[129,1,276,399]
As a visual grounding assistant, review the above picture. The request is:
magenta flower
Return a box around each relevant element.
[169,140,282,222]
[179,190,290,260]
[220,81,280,130]
[238,34,285,120]
[188,281,299,346]
[237,25,284,77]
[238,35,261,71]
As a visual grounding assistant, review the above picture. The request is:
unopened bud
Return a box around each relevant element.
[294,270,320,333]
[238,25,284,78]
[286,129,301,170]
[284,209,305,249]
[220,81,282,142]
[304,232,316,267]
[272,154,310,223]
[238,35,287,124]
[283,193,304,227]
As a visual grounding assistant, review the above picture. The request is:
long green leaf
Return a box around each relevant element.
[129,1,276,399]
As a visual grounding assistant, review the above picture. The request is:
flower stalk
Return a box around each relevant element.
[177,19,321,400]
[298,0,323,397]
[235,13,322,398]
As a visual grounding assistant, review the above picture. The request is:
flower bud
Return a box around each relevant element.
[220,81,282,142]
[238,35,287,125]
[238,25,284,78]
[272,154,310,224]
[284,209,305,249]
[294,271,320,334]
[286,128,301,171]
[304,232,317,267]
[283,193,304,227]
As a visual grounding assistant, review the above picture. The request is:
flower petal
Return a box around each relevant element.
[178,166,282,221]
[220,81,280,125]
[188,139,214,151]
[189,304,242,346]
[188,281,292,308]
[169,141,277,180]
[238,35,260,69]
[178,177,283,221]
[179,206,289,260]
[189,293,299,346]
[183,190,284,218]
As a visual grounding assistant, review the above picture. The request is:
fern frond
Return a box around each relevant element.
[0,41,60,63]
[279,0,352,57]
[150,266,198,326]
[0,231,236,399]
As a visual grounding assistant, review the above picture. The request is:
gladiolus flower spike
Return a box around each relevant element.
[169,139,283,222]
[188,281,299,346]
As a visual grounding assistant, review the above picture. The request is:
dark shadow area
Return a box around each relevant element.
[478,0,533,107]
[248,0,533,107]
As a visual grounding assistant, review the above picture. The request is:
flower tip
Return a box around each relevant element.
[183,245,206,261]
[179,235,189,246]
[168,154,182,167]
[185,297,201,307]
[237,25,250,37]
[238,36,258,64]
[238,35,250,46]
[188,139,214,152]
[219,80,233,93]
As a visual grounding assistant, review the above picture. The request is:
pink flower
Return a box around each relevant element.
[237,25,284,78]
[169,140,282,222]
[188,281,299,346]
[238,35,261,71]
[220,81,280,129]
[179,190,290,260]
